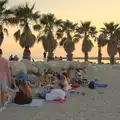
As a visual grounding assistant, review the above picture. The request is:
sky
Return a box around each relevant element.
[1,0,120,59]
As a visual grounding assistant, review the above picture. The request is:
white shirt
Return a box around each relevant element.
[46,89,65,100]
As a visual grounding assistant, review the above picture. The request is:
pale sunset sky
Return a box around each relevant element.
[1,0,120,59]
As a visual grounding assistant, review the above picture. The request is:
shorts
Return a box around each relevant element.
[0,80,7,93]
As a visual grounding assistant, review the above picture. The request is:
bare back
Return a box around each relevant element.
[0,57,9,81]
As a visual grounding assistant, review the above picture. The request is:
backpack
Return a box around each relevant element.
[88,82,95,89]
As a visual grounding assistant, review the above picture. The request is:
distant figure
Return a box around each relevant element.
[59,56,63,60]
[32,58,35,62]
[14,55,19,61]
[54,56,58,60]
[0,49,11,111]
[43,52,47,59]
[9,55,14,61]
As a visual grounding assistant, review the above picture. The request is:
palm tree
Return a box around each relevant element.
[7,3,40,60]
[77,21,97,61]
[57,20,80,61]
[37,13,60,61]
[97,33,107,64]
[0,0,12,46]
[117,40,120,58]
[101,22,120,64]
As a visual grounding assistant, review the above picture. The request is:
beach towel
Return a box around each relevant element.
[21,99,44,107]
[47,98,66,103]
[70,90,76,94]
[90,80,108,88]
[71,84,80,88]
[95,83,108,88]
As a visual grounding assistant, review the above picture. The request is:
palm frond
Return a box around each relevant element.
[3,28,8,35]
[55,19,63,26]
[80,21,91,31]
[89,39,94,47]
[40,14,48,25]
[5,17,19,25]
[37,35,45,43]
[30,11,40,21]
[56,28,64,39]
[33,24,41,31]
[14,30,20,41]
[0,25,3,31]
[0,0,7,8]
[73,37,80,43]
[3,9,13,14]
[13,3,40,23]
[59,37,66,46]
[73,34,81,43]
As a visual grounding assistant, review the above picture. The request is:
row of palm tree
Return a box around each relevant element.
[1,0,120,64]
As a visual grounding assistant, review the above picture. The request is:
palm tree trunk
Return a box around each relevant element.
[84,52,88,62]
[67,52,73,61]
[47,51,54,61]
[23,46,31,60]
[22,23,31,60]
[98,46,102,64]
[118,51,120,58]
[110,56,115,64]
[0,31,4,46]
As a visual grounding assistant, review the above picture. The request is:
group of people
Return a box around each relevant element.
[0,48,93,112]
[38,67,88,101]
[0,49,32,112]
[9,55,19,61]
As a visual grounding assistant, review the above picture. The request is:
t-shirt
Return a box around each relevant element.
[46,89,65,100]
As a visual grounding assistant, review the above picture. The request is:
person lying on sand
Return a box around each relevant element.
[45,83,66,101]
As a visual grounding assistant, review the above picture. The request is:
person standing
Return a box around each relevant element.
[0,49,11,111]
[43,52,47,60]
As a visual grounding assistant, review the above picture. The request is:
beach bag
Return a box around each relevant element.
[88,82,95,89]
[39,92,46,99]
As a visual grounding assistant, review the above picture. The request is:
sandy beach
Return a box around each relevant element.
[1,64,120,120]
[1,0,120,119]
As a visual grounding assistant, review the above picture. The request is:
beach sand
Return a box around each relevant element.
[1,64,120,120]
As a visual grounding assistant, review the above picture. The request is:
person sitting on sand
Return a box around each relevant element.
[43,52,46,59]
[61,73,71,91]
[9,54,14,61]
[75,69,83,84]
[14,55,19,61]
[14,79,32,105]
